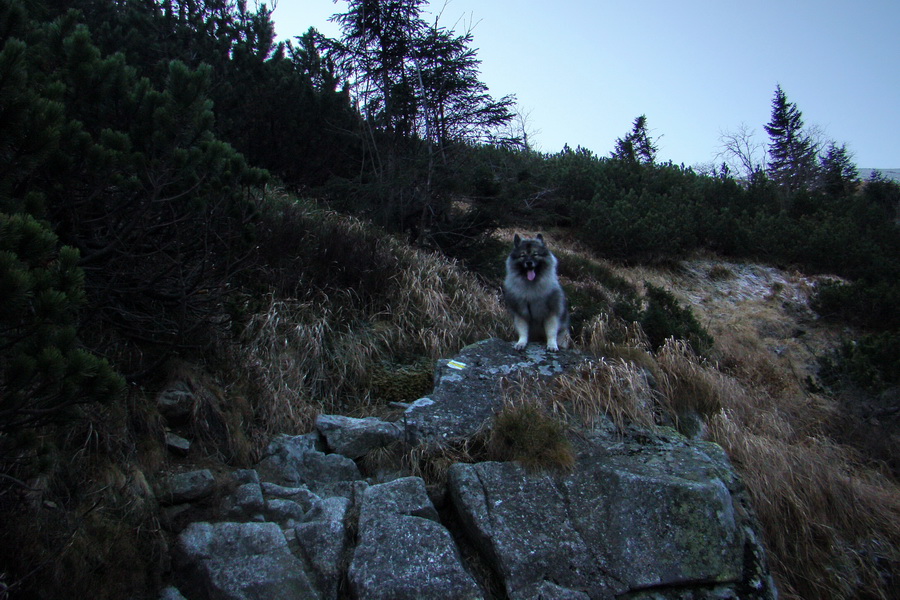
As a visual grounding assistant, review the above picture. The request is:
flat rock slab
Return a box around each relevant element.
[315,414,404,459]
[174,521,321,600]
[404,338,590,443]
[449,431,762,599]
[159,469,216,505]
[349,477,482,600]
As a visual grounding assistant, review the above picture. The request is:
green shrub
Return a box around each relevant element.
[812,279,900,331]
[818,332,900,393]
[639,283,713,355]
[0,213,124,441]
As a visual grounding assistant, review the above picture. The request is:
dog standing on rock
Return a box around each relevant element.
[502,233,569,351]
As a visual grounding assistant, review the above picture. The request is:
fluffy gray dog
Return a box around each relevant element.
[502,233,569,351]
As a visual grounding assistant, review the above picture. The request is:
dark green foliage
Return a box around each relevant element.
[819,142,859,196]
[243,197,397,309]
[811,279,900,332]
[2,1,269,364]
[639,283,713,355]
[611,115,658,164]
[48,0,361,189]
[764,85,818,193]
[0,212,124,436]
[818,332,900,393]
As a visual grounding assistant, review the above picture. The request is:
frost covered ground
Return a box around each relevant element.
[620,257,848,386]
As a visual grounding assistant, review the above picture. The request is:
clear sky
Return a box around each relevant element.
[269,0,899,169]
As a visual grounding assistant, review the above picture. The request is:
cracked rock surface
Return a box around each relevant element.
[161,338,776,600]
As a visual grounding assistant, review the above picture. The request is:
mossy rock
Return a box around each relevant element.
[370,361,434,404]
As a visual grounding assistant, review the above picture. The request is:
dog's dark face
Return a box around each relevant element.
[509,234,552,281]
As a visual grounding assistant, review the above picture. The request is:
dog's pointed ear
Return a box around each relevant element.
[513,233,521,247]
[536,233,545,245]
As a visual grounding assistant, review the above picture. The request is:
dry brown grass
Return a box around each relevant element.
[710,413,900,599]
[199,205,900,598]
[227,200,506,442]
[656,338,727,419]
[401,435,489,492]
[549,360,658,432]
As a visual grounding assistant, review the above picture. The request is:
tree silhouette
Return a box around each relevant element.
[764,85,817,192]
[612,115,658,164]
[819,142,859,196]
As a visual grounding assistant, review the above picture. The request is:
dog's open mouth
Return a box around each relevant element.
[527,270,536,281]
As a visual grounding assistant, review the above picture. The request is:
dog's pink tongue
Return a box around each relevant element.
[527,270,536,281]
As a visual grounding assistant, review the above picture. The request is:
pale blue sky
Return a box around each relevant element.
[270,0,899,169]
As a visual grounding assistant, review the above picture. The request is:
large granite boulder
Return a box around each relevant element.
[448,431,773,599]
[348,477,483,600]
[174,521,321,600]
[315,414,404,458]
[404,338,589,443]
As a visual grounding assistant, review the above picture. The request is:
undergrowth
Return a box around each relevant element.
[228,191,506,440]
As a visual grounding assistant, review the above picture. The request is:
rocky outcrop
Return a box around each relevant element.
[449,436,758,598]
[404,338,589,443]
[174,521,321,600]
[161,338,776,600]
[349,477,482,600]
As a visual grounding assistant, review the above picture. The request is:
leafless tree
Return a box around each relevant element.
[716,123,766,180]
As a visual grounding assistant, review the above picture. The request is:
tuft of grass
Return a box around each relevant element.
[550,360,658,432]
[579,312,651,356]
[655,338,725,421]
[707,264,735,280]
[165,362,254,465]
[487,388,575,473]
[369,360,434,405]
[401,436,490,493]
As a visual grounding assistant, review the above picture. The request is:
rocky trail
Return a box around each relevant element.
[156,339,776,600]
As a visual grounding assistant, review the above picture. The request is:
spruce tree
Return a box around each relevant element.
[764,85,818,192]
[819,142,859,196]
[612,115,658,164]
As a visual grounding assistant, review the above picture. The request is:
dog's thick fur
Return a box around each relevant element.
[502,233,569,351]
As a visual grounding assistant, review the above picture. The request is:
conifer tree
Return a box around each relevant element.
[414,24,515,151]
[819,142,859,196]
[0,214,124,437]
[1,0,123,441]
[612,115,658,164]
[764,85,818,192]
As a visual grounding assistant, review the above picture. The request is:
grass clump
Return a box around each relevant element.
[656,338,726,420]
[550,359,659,432]
[707,264,735,280]
[488,388,575,473]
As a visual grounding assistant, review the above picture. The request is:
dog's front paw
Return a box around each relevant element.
[546,340,559,352]
[513,340,528,351]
